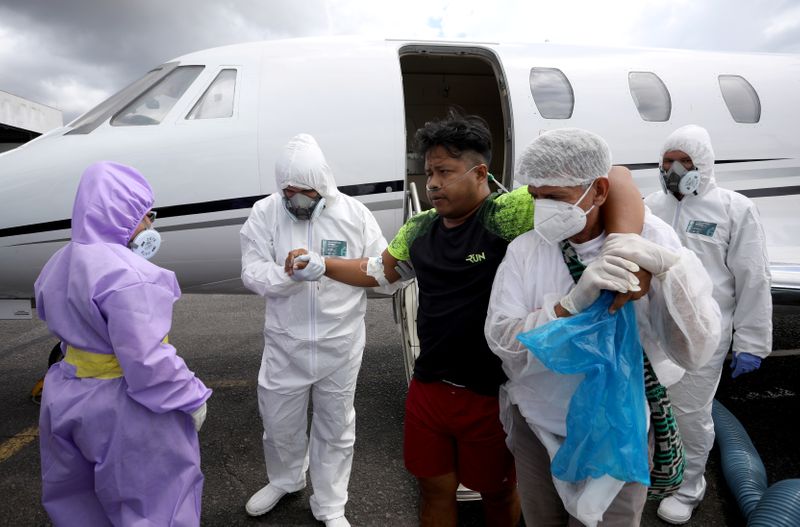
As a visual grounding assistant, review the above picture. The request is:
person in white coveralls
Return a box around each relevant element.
[646,124,772,525]
[240,134,388,527]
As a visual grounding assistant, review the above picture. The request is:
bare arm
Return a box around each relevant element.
[604,165,644,234]
[285,248,403,287]
[604,165,649,312]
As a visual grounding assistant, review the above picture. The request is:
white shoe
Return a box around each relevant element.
[657,496,694,525]
[245,484,288,517]
[324,516,351,527]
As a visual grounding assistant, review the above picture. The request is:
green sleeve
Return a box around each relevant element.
[484,186,535,241]
[387,210,438,261]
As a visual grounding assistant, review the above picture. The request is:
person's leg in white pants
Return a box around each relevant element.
[658,347,727,523]
[258,384,312,494]
[308,355,361,521]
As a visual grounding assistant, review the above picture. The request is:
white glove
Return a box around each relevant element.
[602,233,680,276]
[560,254,641,314]
[394,260,416,281]
[190,402,207,432]
[290,252,326,281]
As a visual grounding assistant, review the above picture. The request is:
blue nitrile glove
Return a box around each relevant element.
[730,352,762,379]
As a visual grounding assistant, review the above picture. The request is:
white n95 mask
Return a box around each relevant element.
[283,193,325,221]
[129,228,162,260]
[659,161,700,196]
[533,183,596,245]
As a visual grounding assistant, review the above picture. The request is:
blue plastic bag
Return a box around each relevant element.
[516,291,650,486]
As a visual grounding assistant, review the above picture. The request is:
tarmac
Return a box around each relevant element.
[0,295,798,526]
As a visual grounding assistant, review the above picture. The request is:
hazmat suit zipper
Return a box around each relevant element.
[307,220,317,376]
[671,200,684,231]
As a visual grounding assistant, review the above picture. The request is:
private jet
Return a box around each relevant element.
[2,36,799,323]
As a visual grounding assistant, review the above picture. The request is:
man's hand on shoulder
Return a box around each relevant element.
[609,268,652,314]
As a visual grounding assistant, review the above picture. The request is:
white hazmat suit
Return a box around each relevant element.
[485,128,722,526]
[485,211,721,526]
[240,134,387,522]
[646,125,773,515]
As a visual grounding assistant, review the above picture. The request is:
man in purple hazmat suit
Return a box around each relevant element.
[34,161,212,527]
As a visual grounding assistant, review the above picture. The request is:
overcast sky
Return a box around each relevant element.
[2,0,799,123]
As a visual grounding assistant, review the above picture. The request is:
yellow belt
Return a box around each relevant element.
[64,346,123,379]
[63,336,168,380]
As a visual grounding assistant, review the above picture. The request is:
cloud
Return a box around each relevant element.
[1,0,799,122]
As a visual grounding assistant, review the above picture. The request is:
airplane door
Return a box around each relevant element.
[393,44,512,503]
[393,44,514,386]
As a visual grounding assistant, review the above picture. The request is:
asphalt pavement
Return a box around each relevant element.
[0,296,798,526]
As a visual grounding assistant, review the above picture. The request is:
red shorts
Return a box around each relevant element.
[403,378,516,493]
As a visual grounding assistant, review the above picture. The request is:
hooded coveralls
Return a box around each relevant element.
[34,161,212,527]
[645,125,773,505]
[240,134,387,521]
[485,212,721,526]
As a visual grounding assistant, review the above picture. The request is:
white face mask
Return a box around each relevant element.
[129,227,162,260]
[533,182,596,245]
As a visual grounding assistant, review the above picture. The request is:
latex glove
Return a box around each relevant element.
[560,254,641,315]
[731,352,762,379]
[191,402,207,432]
[394,260,416,281]
[602,233,680,276]
[290,252,326,281]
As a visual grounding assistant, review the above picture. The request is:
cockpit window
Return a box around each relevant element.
[628,72,671,122]
[719,75,761,123]
[111,66,204,126]
[65,62,179,135]
[186,69,237,120]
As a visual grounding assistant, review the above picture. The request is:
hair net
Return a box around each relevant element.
[517,128,612,187]
[660,125,716,191]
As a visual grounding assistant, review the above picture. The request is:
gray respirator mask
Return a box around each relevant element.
[659,161,700,196]
[283,192,326,221]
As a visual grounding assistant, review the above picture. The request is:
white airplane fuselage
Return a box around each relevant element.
[1,37,799,312]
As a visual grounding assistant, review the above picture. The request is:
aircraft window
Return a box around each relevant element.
[186,69,237,119]
[719,75,761,123]
[66,63,179,135]
[111,66,204,126]
[628,72,671,122]
[529,68,574,119]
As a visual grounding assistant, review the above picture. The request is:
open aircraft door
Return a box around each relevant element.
[392,43,513,502]
[391,42,514,383]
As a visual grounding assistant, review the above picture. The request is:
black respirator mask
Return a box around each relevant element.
[659,161,700,196]
[283,192,325,221]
